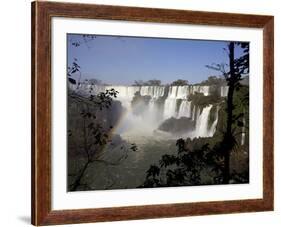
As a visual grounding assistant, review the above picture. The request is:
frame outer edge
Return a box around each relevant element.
[263,16,274,211]
[31,1,37,225]
[31,1,274,225]
[32,1,53,225]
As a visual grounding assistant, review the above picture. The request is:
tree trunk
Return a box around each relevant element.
[222,42,235,184]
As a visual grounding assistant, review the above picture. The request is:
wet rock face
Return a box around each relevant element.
[158,117,195,135]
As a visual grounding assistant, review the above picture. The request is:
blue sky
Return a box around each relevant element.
[67,34,246,85]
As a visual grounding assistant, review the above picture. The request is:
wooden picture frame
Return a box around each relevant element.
[31,1,274,225]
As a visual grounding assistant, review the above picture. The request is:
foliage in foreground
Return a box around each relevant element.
[140,135,249,188]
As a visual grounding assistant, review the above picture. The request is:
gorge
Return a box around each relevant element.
[68,82,249,190]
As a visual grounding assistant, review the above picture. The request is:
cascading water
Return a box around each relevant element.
[140,86,165,120]
[191,105,196,121]
[163,86,179,119]
[193,105,213,137]
[220,86,229,97]
[163,86,192,119]
[208,106,220,137]
[178,101,192,118]
[241,114,246,145]
[140,86,165,98]
[70,84,224,139]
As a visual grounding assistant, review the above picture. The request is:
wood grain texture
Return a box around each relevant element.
[31,1,274,226]
[262,17,274,210]
[32,1,52,225]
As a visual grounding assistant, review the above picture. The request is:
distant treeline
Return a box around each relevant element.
[78,75,248,87]
[132,75,249,86]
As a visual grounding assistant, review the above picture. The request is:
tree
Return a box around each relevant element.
[199,76,226,86]
[68,78,139,191]
[141,138,211,188]
[170,79,189,86]
[132,79,161,86]
[67,58,81,86]
[88,78,102,85]
[133,80,145,86]
[67,35,138,191]
[69,88,117,190]
[141,41,249,188]
[206,42,249,183]
[146,79,161,86]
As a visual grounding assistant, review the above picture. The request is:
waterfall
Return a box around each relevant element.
[176,86,189,99]
[178,101,192,118]
[163,86,178,119]
[70,84,222,138]
[208,106,219,137]
[191,105,219,138]
[140,86,165,98]
[163,86,191,119]
[220,86,229,97]
[191,105,196,121]
[193,105,213,138]
[163,99,177,119]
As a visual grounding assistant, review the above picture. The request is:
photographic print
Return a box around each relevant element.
[67,34,249,192]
